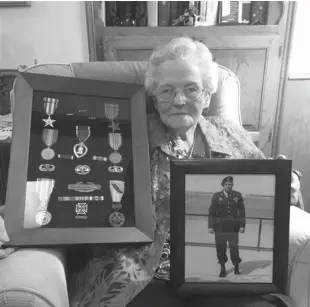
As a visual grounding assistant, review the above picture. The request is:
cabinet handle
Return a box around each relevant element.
[268,129,272,142]
[278,44,283,58]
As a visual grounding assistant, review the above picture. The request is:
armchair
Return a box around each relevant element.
[0,61,309,307]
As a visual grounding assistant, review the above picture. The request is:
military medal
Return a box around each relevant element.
[75,164,91,175]
[68,182,101,193]
[108,121,120,132]
[36,211,52,226]
[105,104,123,164]
[73,126,91,158]
[109,212,125,227]
[75,203,88,220]
[108,180,125,227]
[108,165,123,173]
[43,97,59,127]
[35,178,55,226]
[39,164,55,172]
[109,152,122,164]
[108,133,122,164]
[41,129,58,160]
[58,196,104,201]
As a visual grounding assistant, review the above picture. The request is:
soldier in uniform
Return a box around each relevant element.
[208,176,246,278]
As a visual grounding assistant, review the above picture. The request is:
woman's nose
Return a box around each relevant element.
[172,92,186,106]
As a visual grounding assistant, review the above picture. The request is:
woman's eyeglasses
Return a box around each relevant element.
[156,86,207,103]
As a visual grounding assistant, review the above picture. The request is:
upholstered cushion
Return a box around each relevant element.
[288,206,310,307]
[11,61,241,125]
[70,61,241,125]
[0,248,69,307]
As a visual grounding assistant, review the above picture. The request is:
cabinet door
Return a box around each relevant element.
[100,28,281,157]
[208,35,281,156]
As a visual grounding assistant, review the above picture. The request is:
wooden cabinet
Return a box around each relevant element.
[86,1,292,158]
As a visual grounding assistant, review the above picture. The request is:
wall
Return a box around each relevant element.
[288,1,310,76]
[277,79,310,212]
[0,1,89,69]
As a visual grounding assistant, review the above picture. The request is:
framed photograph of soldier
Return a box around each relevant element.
[4,72,153,246]
[170,159,291,296]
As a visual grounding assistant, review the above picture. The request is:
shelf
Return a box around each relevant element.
[99,25,280,38]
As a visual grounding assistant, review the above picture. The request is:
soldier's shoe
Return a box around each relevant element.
[234,264,240,275]
[219,265,226,278]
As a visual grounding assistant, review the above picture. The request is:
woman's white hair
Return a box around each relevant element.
[144,37,218,96]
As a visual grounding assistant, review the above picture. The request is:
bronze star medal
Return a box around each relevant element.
[43,97,58,127]
[43,116,56,127]
[108,121,120,132]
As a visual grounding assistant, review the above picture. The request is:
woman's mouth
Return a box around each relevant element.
[169,113,188,116]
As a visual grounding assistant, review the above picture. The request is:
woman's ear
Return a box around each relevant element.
[203,92,211,109]
[152,96,158,111]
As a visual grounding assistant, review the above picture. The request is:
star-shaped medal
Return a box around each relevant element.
[108,121,120,132]
[43,117,56,127]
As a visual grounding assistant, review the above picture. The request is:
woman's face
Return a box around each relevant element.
[153,59,210,131]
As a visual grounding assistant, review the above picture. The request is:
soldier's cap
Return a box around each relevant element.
[221,176,234,186]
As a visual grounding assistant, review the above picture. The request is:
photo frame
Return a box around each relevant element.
[217,1,251,25]
[0,2,31,7]
[4,72,153,246]
[170,159,291,296]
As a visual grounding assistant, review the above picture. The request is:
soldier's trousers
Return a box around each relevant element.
[215,231,241,265]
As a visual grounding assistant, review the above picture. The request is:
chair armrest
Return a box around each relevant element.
[0,248,69,307]
[288,206,310,307]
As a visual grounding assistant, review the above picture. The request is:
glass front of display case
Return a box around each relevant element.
[24,91,135,229]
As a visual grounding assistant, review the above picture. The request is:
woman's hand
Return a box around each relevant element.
[274,155,304,208]
[0,205,16,259]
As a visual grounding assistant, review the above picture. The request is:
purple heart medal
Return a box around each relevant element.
[108,180,125,227]
[35,178,55,226]
[42,97,59,128]
[41,129,59,160]
[73,126,91,158]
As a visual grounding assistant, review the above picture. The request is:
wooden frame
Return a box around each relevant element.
[4,72,153,246]
[170,159,291,296]
[0,69,18,116]
[218,1,251,25]
[85,1,98,62]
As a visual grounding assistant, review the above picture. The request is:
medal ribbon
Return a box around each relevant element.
[109,180,125,203]
[108,133,122,151]
[76,126,91,143]
[105,103,119,120]
[35,178,55,209]
[44,98,59,116]
[42,129,58,147]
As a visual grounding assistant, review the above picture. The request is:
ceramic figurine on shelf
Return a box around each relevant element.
[172,5,199,26]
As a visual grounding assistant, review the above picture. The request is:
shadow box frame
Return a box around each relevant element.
[4,72,153,247]
[170,159,291,296]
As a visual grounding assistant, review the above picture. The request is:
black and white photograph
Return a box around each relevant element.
[185,174,275,283]
[170,159,291,295]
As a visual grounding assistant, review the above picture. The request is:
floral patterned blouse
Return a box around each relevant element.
[68,114,265,307]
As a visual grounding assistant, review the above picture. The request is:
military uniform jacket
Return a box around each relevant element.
[208,190,246,233]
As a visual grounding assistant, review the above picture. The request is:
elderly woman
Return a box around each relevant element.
[0,37,299,307]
